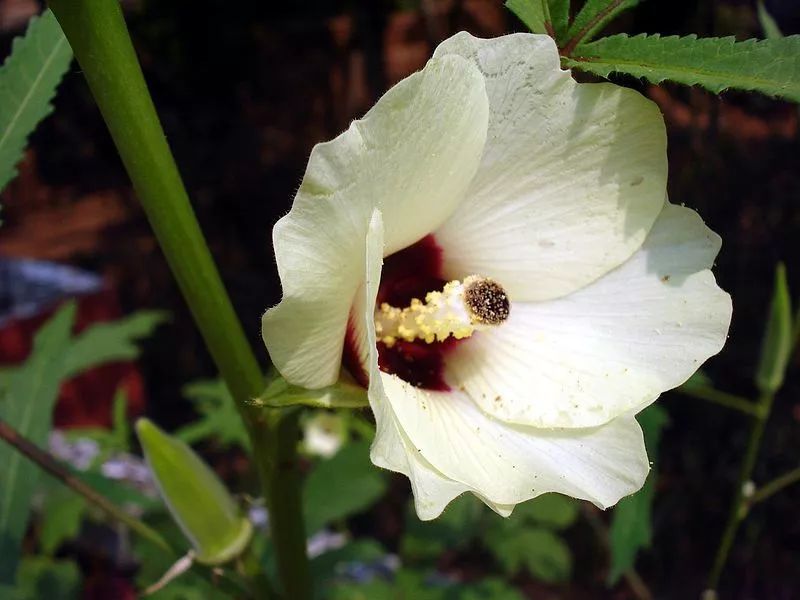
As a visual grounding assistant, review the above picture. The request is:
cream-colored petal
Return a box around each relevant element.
[263,54,489,388]
[381,375,649,509]
[448,202,732,428]
[359,210,647,516]
[433,32,667,301]
[355,210,472,520]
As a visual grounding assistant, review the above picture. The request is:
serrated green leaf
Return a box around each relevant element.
[565,0,640,46]
[39,488,85,555]
[61,310,168,379]
[564,34,800,102]
[0,10,73,192]
[607,404,669,584]
[505,0,550,35]
[512,493,579,530]
[303,441,387,534]
[755,263,793,394]
[486,525,572,583]
[757,1,783,40]
[0,302,75,584]
[548,0,571,41]
[400,494,484,561]
[461,578,525,600]
[328,570,525,600]
[175,378,249,450]
[13,557,80,600]
[312,539,386,592]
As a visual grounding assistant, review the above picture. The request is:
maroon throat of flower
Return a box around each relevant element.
[343,235,510,391]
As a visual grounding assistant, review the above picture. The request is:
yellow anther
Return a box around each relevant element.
[375,276,510,345]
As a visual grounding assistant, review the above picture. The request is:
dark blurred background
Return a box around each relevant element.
[1,0,799,597]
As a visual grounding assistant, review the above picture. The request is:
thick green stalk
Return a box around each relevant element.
[706,391,775,592]
[45,1,309,596]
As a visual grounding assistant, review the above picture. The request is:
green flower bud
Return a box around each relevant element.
[136,418,252,565]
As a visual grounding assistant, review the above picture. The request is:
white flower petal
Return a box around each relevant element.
[433,32,668,301]
[380,375,649,509]
[447,202,732,428]
[359,209,647,513]
[263,55,489,388]
[356,209,472,520]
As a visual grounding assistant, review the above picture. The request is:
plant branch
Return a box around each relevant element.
[706,391,775,592]
[0,417,255,596]
[674,385,764,418]
[562,0,627,56]
[0,419,250,597]
[45,1,309,597]
[750,466,800,507]
[0,416,170,550]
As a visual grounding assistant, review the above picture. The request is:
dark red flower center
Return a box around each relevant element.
[343,235,463,391]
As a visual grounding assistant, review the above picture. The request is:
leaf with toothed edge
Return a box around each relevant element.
[565,0,642,46]
[548,0,571,42]
[564,34,800,102]
[607,404,669,585]
[0,10,73,195]
[505,0,550,35]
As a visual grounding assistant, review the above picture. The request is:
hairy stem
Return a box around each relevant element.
[706,391,775,592]
[45,1,309,596]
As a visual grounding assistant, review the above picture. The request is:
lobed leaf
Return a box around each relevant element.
[0,10,73,193]
[607,404,669,584]
[0,307,165,582]
[38,489,85,555]
[548,0,571,41]
[486,525,572,583]
[176,378,249,450]
[511,493,579,530]
[0,303,75,583]
[564,33,800,102]
[505,0,550,35]
[12,557,80,600]
[565,0,641,47]
[61,310,168,379]
[400,494,484,561]
[303,441,387,534]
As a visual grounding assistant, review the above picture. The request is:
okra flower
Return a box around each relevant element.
[262,32,731,519]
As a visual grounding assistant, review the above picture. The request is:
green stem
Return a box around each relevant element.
[562,0,627,55]
[675,384,763,418]
[45,1,310,597]
[0,417,247,597]
[0,417,168,553]
[749,466,800,507]
[706,391,775,592]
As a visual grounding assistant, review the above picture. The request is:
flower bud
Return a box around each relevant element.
[135,418,252,565]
